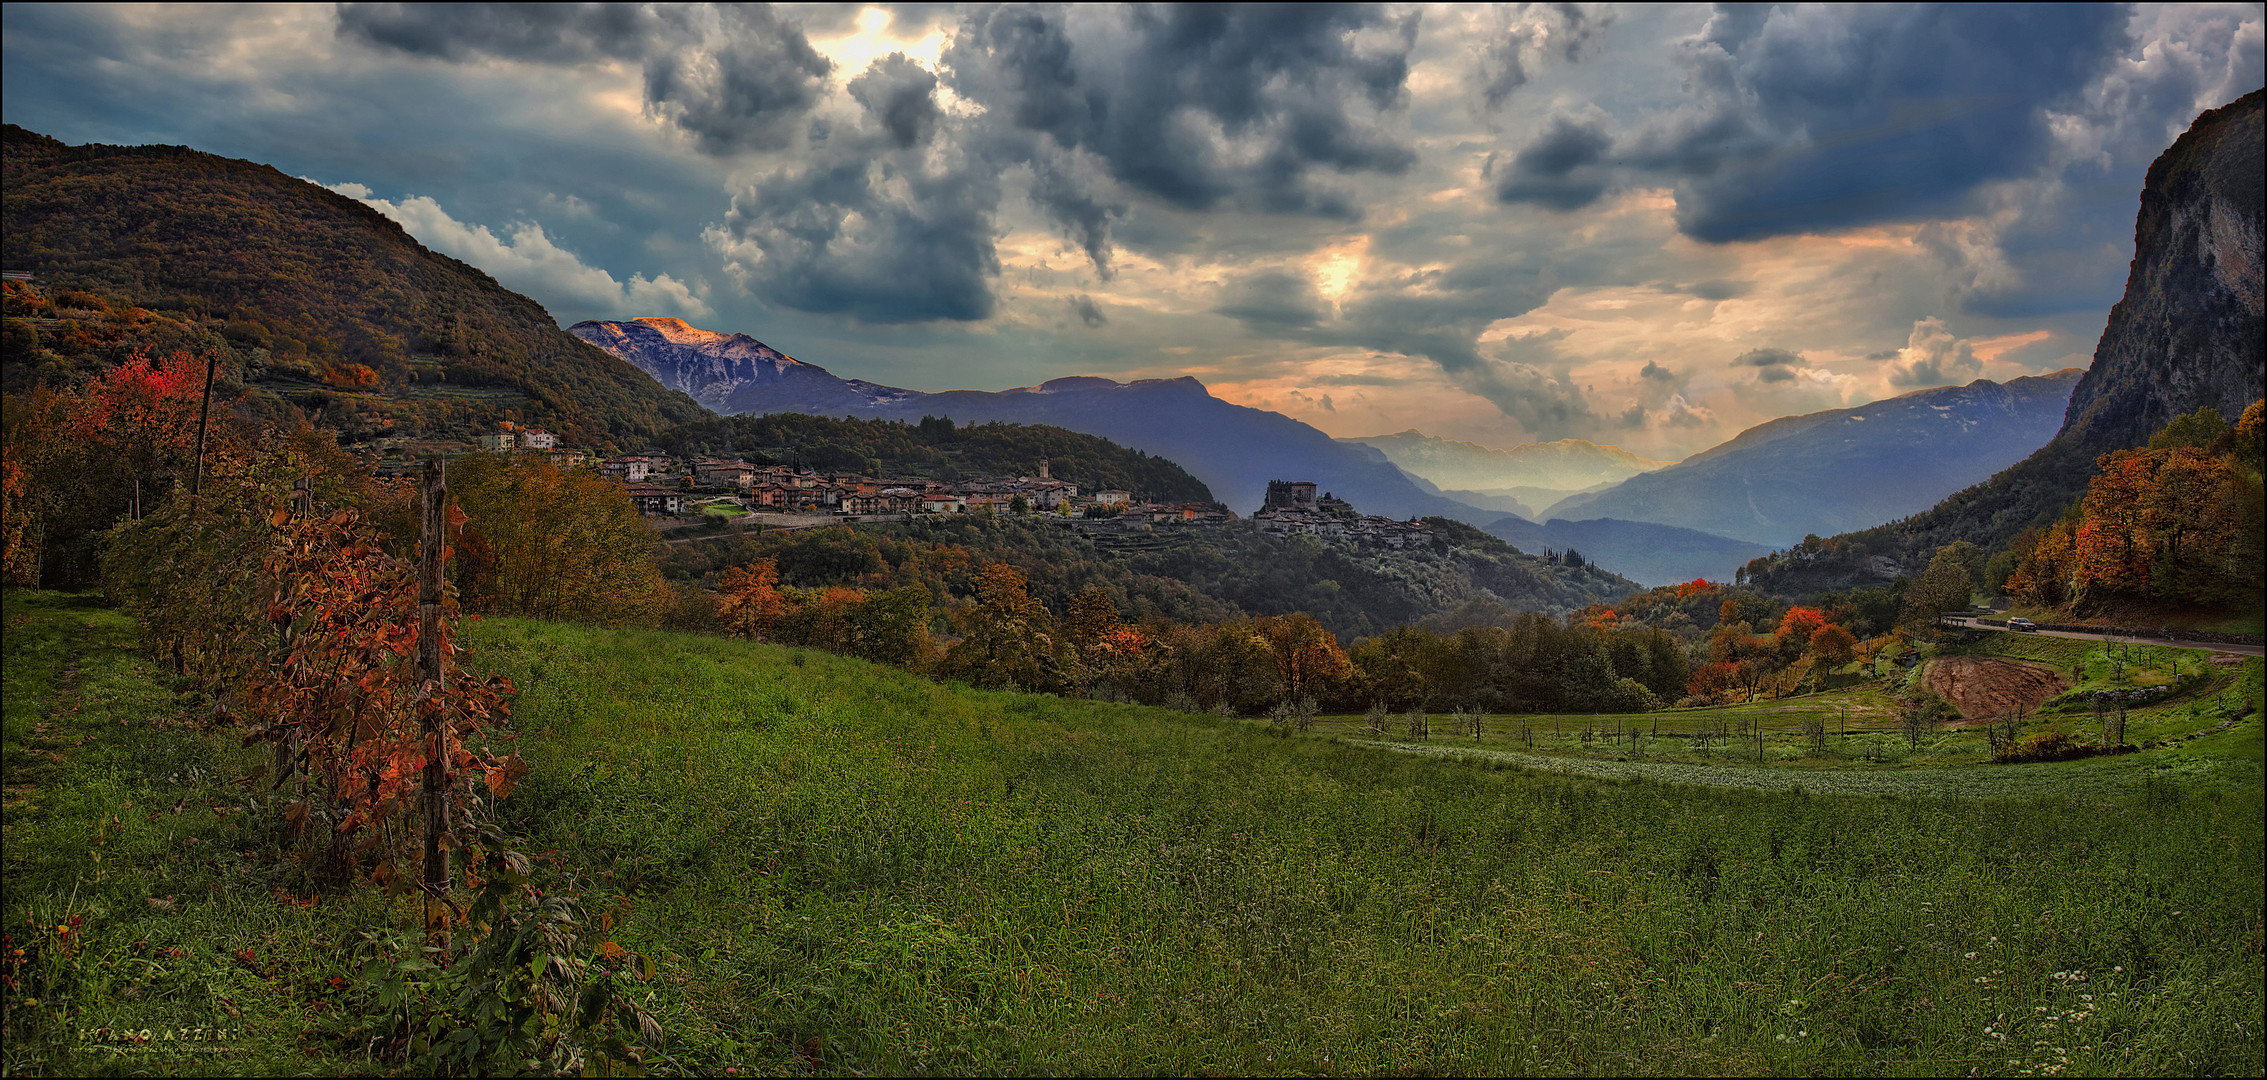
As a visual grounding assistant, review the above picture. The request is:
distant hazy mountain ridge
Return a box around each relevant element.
[1343,431,1672,497]
[1550,370,2084,548]
[1482,516,1774,588]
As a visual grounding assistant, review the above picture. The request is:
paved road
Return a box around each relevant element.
[1941,615,2264,657]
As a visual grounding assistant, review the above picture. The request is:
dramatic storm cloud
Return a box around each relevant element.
[4,3,2258,456]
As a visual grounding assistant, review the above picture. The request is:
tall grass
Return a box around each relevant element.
[471,617,2264,1076]
[4,592,2258,1075]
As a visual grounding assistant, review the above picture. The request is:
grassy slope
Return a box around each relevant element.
[1303,630,2260,786]
[5,591,2262,1075]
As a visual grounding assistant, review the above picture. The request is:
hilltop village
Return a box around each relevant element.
[434,431,1437,547]
[449,428,1225,524]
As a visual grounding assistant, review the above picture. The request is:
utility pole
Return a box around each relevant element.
[417,455,450,939]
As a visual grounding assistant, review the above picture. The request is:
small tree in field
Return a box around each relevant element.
[1800,713,1826,753]
[1900,703,1934,749]
[1454,708,1484,739]
[1365,702,1388,736]
[1404,705,1429,739]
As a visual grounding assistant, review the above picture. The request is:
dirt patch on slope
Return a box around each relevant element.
[1924,657,2069,721]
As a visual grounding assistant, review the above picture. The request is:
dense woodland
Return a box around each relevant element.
[2,125,708,447]
[2003,403,2265,611]
[662,510,1633,643]
[656,412,1215,504]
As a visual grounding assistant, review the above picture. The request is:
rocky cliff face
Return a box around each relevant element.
[2058,87,2265,457]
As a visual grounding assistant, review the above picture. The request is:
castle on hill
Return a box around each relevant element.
[1253,480,1426,547]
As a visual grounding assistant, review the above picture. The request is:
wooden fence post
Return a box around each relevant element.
[190,352,217,498]
[418,455,450,935]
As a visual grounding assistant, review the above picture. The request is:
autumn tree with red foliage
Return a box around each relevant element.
[12,350,216,585]
[1774,606,1830,657]
[1808,624,1859,666]
[102,436,521,885]
[0,454,35,585]
[2006,402,2264,611]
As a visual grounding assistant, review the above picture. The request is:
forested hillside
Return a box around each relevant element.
[1,125,709,446]
[662,512,1636,646]
[656,413,1214,504]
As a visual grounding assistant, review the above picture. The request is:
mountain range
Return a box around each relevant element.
[574,312,2098,586]
[1480,516,1774,589]
[571,317,1494,523]
[12,94,2240,604]
[1546,371,2083,549]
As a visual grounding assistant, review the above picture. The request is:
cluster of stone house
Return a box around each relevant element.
[590,452,1201,520]
[475,428,559,452]
[1250,479,1433,548]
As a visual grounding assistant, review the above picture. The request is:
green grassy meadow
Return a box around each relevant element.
[4,588,2262,1075]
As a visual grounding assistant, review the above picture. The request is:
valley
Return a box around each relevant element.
[1,29,2260,1079]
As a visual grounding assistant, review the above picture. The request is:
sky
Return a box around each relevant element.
[4,3,2260,458]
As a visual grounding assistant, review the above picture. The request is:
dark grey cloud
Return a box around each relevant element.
[1730,347,1802,368]
[847,52,939,149]
[1024,145,1126,277]
[1638,360,1676,382]
[1474,3,1613,112]
[1215,270,1329,331]
[1631,4,2131,242]
[711,54,999,323]
[1217,258,1593,437]
[1455,356,1596,438]
[1067,293,1107,327]
[1309,372,1402,387]
[1682,278,1748,301]
[944,3,1421,266]
[338,2,834,153]
[1496,113,1614,210]
[334,2,650,62]
[1731,346,1805,384]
